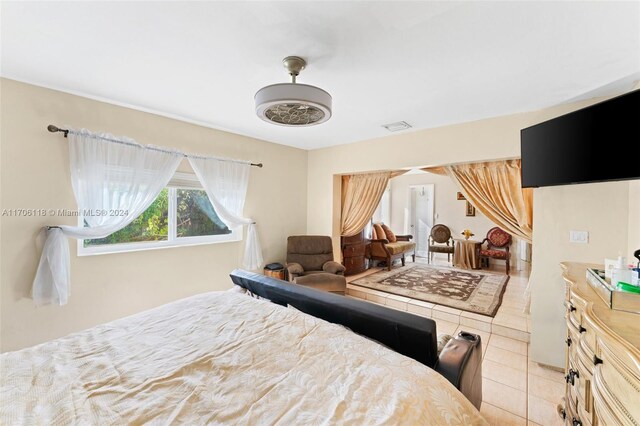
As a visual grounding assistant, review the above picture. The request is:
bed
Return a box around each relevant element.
[1,270,487,425]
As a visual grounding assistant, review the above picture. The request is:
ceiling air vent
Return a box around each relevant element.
[382,121,412,132]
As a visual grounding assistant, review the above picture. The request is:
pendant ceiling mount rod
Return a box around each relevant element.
[282,56,306,83]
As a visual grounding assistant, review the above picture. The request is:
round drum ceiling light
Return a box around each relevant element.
[255,56,332,126]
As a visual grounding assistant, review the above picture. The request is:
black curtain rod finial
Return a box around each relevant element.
[47,124,69,137]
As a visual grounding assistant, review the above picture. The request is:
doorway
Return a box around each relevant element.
[407,184,434,258]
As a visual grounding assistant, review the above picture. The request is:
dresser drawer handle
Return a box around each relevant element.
[579,326,586,333]
[566,337,572,347]
[565,368,579,385]
[572,417,582,426]
[593,355,603,366]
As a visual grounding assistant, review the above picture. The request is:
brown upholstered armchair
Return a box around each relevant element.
[367,223,416,271]
[477,227,512,275]
[428,224,454,264]
[286,236,346,292]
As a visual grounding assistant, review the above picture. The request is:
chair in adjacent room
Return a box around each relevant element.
[477,227,512,275]
[285,235,347,293]
[428,224,455,264]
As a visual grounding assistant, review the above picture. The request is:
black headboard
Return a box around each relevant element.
[230,269,438,367]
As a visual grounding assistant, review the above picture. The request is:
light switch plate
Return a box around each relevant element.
[569,230,589,244]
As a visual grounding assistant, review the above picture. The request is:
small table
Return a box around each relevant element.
[263,266,286,280]
[453,239,482,269]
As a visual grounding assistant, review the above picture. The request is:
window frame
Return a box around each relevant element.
[77,172,240,256]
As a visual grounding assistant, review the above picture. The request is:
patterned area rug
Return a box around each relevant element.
[351,264,509,317]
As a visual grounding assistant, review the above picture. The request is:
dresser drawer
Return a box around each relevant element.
[567,359,579,408]
[566,380,585,426]
[568,290,588,326]
[592,367,632,426]
[567,322,581,365]
[580,315,598,355]
[577,399,593,426]
[575,351,594,421]
[594,340,640,425]
[343,256,366,274]
[342,243,365,257]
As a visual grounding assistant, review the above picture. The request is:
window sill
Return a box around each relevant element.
[77,233,241,256]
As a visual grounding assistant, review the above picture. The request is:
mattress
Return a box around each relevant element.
[1,290,486,425]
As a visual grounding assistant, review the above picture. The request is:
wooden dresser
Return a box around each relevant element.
[560,262,640,426]
[341,230,367,276]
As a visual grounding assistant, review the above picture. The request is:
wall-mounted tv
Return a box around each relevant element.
[521,89,639,188]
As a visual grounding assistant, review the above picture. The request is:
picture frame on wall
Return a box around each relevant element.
[465,201,476,217]
[456,192,466,200]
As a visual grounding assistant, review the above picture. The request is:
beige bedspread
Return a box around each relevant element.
[1,291,486,425]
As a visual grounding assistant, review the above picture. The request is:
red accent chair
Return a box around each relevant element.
[478,227,512,275]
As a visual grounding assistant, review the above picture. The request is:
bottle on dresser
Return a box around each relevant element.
[611,253,639,291]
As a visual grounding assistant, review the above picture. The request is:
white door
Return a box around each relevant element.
[408,185,434,258]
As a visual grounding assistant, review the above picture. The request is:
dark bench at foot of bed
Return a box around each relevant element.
[230,269,483,409]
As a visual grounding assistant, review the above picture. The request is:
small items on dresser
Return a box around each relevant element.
[586,268,640,313]
[587,254,640,314]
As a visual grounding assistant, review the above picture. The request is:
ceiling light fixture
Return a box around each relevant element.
[255,56,332,126]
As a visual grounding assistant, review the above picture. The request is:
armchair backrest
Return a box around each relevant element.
[287,236,334,271]
[485,227,512,248]
[430,224,452,244]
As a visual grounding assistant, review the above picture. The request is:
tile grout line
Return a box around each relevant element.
[482,377,528,421]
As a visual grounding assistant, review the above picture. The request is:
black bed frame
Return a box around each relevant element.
[230,269,483,409]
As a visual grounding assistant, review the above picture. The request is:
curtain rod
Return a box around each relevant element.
[47,125,263,168]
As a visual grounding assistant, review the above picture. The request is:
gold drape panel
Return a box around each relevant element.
[341,171,391,237]
[446,160,533,242]
[421,166,447,176]
[390,169,410,178]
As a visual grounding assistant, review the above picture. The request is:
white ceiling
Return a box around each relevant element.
[2,1,639,150]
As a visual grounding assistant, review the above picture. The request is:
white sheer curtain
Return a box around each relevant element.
[32,129,182,306]
[188,156,263,270]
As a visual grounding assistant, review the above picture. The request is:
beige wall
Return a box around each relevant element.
[390,172,495,239]
[0,79,308,351]
[530,181,632,367]
[307,96,637,368]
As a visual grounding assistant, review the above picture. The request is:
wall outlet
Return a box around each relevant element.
[569,230,589,244]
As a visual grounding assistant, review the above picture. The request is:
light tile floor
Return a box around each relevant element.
[345,256,566,425]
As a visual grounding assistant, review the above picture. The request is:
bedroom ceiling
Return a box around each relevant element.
[1,1,639,150]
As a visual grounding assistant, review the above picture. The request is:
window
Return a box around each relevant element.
[79,173,238,255]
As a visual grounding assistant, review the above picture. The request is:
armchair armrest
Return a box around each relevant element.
[367,239,391,259]
[434,331,483,410]
[369,238,390,245]
[286,262,304,281]
[395,234,413,241]
[323,261,346,275]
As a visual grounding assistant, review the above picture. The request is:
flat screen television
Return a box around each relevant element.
[520,89,639,188]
